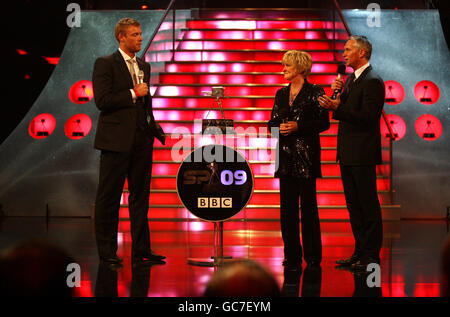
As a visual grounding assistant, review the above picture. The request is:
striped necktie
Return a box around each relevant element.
[127,59,138,86]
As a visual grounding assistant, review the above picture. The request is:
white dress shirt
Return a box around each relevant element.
[118,48,139,100]
[354,62,370,81]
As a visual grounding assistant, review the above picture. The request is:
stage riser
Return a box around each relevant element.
[115,207,399,221]
[119,192,392,206]
[182,30,348,41]
[140,178,392,191]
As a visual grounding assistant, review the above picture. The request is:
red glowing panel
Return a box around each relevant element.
[311,63,338,73]
[381,114,406,140]
[414,80,440,105]
[415,114,442,141]
[44,56,60,65]
[186,30,202,39]
[180,41,203,50]
[64,114,92,140]
[69,80,94,104]
[217,20,256,29]
[174,51,202,61]
[17,48,28,55]
[28,113,56,139]
[384,80,405,105]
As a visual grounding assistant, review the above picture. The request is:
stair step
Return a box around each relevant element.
[159,61,341,73]
[152,96,337,108]
[117,205,400,221]
[171,39,345,51]
[148,176,391,191]
[150,163,389,178]
[120,191,392,206]
[182,28,348,40]
[195,8,333,19]
[168,49,340,61]
[157,72,338,86]
[153,83,332,97]
[186,20,345,30]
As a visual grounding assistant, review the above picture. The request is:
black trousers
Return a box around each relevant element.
[339,164,382,261]
[279,177,322,264]
[94,130,154,260]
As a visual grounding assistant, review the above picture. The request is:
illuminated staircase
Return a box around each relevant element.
[120,9,399,221]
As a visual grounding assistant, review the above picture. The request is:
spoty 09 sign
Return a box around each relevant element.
[176,144,253,222]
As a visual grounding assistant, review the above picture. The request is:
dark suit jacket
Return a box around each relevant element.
[268,81,330,179]
[92,50,165,152]
[333,66,385,166]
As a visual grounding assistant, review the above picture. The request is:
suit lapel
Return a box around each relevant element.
[341,66,372,102]
[352,65,372,87]
[114,50,134,88]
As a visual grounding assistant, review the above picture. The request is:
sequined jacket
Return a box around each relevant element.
[268,80,330,179]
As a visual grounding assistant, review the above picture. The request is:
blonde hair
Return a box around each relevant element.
[282,50,312,78]
[115,17,140,42]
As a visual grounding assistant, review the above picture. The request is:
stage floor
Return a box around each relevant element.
[0,217,447,297]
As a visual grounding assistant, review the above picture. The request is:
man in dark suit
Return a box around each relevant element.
[92,18,165,265]
[318,35,385,271]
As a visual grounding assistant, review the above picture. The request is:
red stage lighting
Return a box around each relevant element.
[17,49,28,55]
[43,56,60,65]
[64,114,92,140]
[414,80,440,105]
[415,114,442,141]
[384,80,405,105]
[381,114,406,140]
[69,80,94,104]
[28,113,56,139]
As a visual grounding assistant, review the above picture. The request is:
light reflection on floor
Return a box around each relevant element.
[0,217,447,297]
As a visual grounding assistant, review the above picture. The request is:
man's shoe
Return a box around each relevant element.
[100,256,123,264]
[283,259,302,268]
[335,254,360,266]
[142,251,166,261]
[133,252,166,264]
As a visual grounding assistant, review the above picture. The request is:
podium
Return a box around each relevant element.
[177,144,253,267]
[176,87,254,266]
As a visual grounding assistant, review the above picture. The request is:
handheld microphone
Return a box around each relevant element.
[137,70,144,84]
[331,63,346,100]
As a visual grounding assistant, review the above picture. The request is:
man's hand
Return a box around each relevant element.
[318,93,341,111]
[134,83,149,97]
[331,77,344,92]
[280,121,298,136]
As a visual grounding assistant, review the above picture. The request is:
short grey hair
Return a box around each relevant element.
[349,35,372,60]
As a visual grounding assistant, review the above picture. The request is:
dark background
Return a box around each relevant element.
[3,0,448,144]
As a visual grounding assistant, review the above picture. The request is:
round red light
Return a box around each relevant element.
[64,114,92,140]
[414,80,440,105]
[415,114,442,141]
[384,80,405,105]
[69,80,94,104]
[28,113,56,139]
[381,114,406,140]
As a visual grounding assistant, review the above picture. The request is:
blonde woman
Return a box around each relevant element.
[268,50,330,268]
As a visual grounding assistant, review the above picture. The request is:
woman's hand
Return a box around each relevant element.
[280,121,298,136]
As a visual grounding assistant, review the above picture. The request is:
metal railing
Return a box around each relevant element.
[141,0,178,61]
